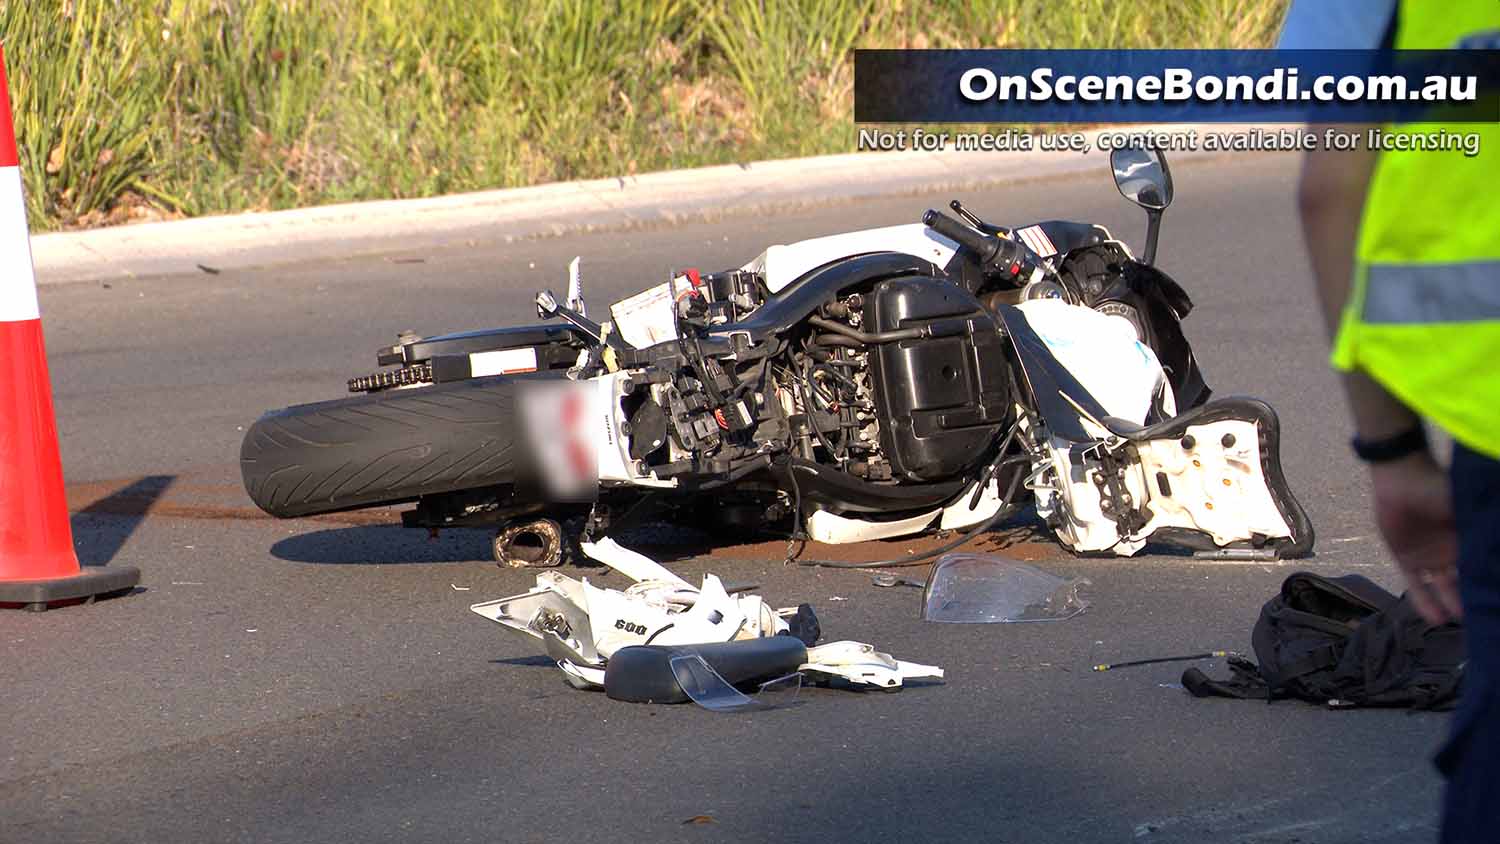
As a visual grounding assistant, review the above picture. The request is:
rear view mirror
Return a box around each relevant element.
[1110,147,1173,211]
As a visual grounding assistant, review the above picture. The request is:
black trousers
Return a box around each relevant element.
[1439,442,1500,843]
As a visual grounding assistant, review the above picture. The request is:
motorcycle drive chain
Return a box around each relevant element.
[347,363,433,393]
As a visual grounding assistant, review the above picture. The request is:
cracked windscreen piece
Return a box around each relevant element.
[668,655,803,712]
[921,552,1091,623]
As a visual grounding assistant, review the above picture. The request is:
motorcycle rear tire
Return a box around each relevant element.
[240,376,523,518]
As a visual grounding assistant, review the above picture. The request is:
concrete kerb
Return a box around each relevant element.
[30,123,1262,286]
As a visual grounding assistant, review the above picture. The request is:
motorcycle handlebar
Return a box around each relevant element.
[922,209,997,262]
[924,209,1033,277]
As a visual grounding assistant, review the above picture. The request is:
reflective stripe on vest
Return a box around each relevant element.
[1362,261,1500,323]
[1334,0,1500,459]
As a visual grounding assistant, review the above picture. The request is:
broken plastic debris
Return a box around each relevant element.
[921,553,1090,624]
[801,640,943,689]
[450,584,472,591]
[580,537,693,588]
[472,536,942,699]
[670,655,803,712]
[872,574,924,589]
[470,549,792,674]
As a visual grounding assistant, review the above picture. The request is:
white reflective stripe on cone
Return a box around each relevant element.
[1363,261,1500,325]
[0,166,39,323]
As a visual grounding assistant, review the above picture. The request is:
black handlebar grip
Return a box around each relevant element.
[991,236,1026,269]
[922,209,997,262]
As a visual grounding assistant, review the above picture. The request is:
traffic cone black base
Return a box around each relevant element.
[0,566,140,612]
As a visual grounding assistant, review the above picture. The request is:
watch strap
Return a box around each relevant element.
[1351,425,1428,463]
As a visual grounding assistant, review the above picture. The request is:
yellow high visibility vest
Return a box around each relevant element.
[1332,1,1500,458]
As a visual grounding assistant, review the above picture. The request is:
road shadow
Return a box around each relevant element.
[70,474,176,567]
[271,524,494,564]
[491,655,558,668]
[268,512,1059,568]
[628,511,1055,566]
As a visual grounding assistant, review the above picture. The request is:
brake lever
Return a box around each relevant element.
[949,199,986,231]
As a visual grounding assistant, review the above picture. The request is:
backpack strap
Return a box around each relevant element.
[1272,642,1343,686]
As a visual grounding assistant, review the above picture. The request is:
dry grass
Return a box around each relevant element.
[0,0,1289,230]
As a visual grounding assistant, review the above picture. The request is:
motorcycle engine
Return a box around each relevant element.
[625,273,1015,493]
[803,279,1014,484]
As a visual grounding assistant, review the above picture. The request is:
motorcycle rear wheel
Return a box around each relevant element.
[240,377,523,518]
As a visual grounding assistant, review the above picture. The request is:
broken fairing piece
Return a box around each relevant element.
[472,537,942,698]
[580,537,693,588]
[558,658,606,689]
[471,536,793,681]
[469,567,787,668]
[670,656,803,712]
[921,553,1090,624]
[801,641,944,689]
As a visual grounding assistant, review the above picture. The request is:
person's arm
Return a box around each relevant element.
[1295,136,1463,624]
[1296,130,1420,440]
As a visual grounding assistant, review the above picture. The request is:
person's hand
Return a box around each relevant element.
[1369,450,1462,624]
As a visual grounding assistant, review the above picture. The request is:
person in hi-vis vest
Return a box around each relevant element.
[1284,1,1500,841]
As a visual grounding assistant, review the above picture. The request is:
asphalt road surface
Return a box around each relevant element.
[2,152,1449,843]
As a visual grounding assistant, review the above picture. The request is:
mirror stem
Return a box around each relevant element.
[1142,210,1163,266]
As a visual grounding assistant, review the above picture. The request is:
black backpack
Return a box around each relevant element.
[1183,572,1465,710]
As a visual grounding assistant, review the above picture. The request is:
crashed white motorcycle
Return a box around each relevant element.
[241,147,1313,566]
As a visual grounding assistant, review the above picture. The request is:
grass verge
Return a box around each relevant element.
[0,0,1287,230]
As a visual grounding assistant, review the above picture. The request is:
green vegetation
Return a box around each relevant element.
[0,0,1287,230]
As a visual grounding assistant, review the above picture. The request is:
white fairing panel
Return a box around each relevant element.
[805,508,939,544]
[1033,418,1294,556]
[742,224,960,292]
[801,641,944,689]
[939,478,1008,530]
[591,372,677,488]
[1130,419,1292,546]
[592,371,635,483]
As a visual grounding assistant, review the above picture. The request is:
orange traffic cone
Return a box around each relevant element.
[0,46,138,611]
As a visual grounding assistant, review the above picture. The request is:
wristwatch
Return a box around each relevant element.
[1351,424,1429,463]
